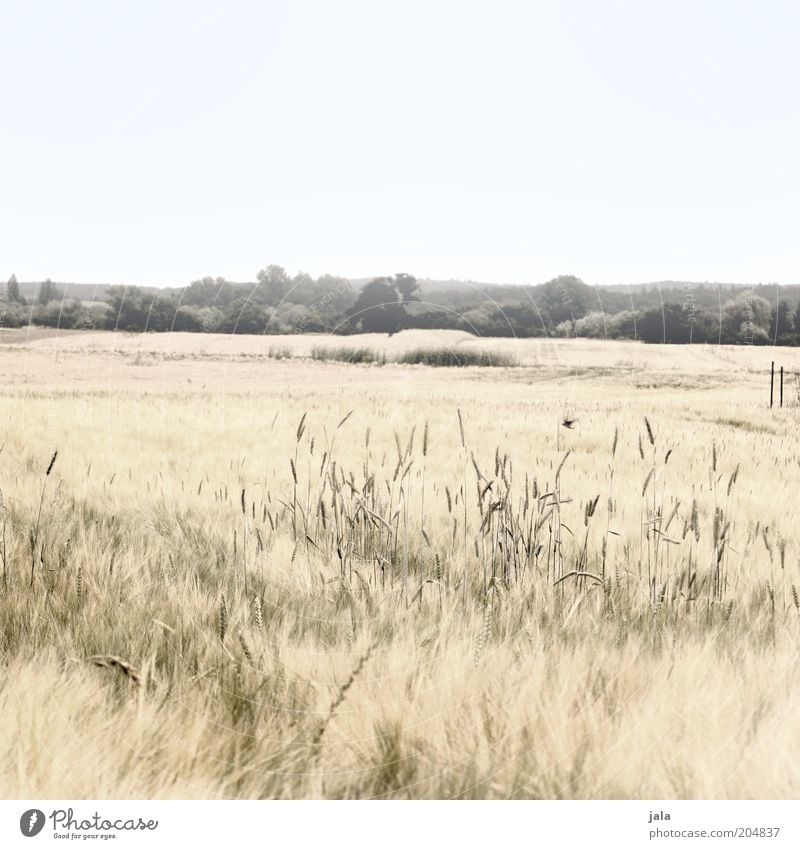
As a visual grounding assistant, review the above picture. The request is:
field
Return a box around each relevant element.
[1,328,800,799]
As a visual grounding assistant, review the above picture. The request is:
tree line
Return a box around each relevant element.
[2,269,799,344]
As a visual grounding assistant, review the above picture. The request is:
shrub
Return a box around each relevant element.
[311,346,385,365]
[398,347,517,367]
[267,345,292,360]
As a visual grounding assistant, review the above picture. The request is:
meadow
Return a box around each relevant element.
[1,328,799,799]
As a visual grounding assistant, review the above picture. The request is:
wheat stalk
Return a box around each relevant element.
[311,643,374,752]
[30,449,58,587]
[238,630,254,666]
[219,594,228,642]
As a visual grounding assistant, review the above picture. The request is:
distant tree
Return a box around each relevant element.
[314,275,358,316]
[637,304,709,343]
[220,298,267,334]
[539,275,593,327]
[33,298,82,329]
[770,299,793,343]
[721,293,771,343]
[348,279,401,333]
[321,275,357,304]
[37,278,60,305]
[608,310,638,340]
[500,303,547,337]
[574,311,609,339]
[172,306,203,332]
[553,319,575,338]
[347,274,418,334]
[461,302,516,337]
[97,287,177,332]
[105,286,149,330]
[289,272,314,298]
[0,301,27,327]
[270,303,325,334]
[145,293,178,331]
[255,265,291,305]
[174,305,223,332]
[6,274,20,302]
[183,277,234,307]
[394,273,420,305]
[408,308,462,331]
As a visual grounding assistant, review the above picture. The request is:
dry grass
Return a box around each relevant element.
[1,330,799,799]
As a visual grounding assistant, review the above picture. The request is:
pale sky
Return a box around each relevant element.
[2,0,799,288]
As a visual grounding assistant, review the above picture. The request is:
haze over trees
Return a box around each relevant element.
[2,268,799,344]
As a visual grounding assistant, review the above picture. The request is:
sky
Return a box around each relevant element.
[2,0,799,288]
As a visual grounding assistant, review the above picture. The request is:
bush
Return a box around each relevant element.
[0,301,29,328]
[267,345,292,360]
[30,299,84,329]
[311,346,385,365]
[173,306,208,332]
[398,347,517,367]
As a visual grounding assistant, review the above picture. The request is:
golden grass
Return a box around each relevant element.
[0,330,799,798]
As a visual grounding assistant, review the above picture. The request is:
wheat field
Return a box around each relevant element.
[1,329,799,799]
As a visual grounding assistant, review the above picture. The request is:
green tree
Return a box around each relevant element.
[183,277,234,307]
[636,304,713,344]
[255,265,291,305]
[145,293,179,332]
[220,298,267,334]
[173,306,207,332]
[770,299,793,343]
[174,305,223,332]
[573,311,608,339]
[6,274,20,302]
[33,298,82,328]
[608,310,638,340]
[394,273,419,305]
[106,286,149,330]
[347,274,418,334]
[37,278,60,305]
[721,293,771,343]
[539,275,593,327]
[460,302,516,336]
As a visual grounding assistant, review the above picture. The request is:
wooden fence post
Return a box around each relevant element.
[770,361,775,408]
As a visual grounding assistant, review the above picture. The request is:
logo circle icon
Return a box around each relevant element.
[19,809,45,837]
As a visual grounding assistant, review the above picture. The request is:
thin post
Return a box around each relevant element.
[780,366,784,408]
[770,361,775,408]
